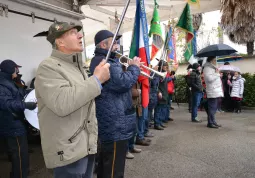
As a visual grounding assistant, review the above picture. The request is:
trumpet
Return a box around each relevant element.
[115,52,167,79]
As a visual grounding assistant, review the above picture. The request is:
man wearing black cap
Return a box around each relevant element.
[154,60,170,130]
[0,59,37,178]
[35,22,110,178]
[189,63,203,123]
[90,30,141,178]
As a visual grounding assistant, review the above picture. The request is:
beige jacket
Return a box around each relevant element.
[35,50,101,168]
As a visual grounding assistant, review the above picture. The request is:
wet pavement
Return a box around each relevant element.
[1,104,255,178]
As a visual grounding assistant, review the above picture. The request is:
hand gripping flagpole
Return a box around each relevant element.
[105,0,131,62]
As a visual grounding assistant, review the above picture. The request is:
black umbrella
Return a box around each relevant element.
[33,31,48,37]
[196,44,237,57]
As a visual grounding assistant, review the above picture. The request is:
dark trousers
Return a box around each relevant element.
[5,135,29,178]
[207,98,218,125]
[223,92,233,112]
[128,116,138,151]
[154,104,168,127]
[187,88,192,111]
[218,97,223,110]
[97,140,128,178]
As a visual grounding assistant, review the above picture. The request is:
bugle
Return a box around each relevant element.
[115,52,167,79]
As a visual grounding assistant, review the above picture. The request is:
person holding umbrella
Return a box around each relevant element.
[196,44,237,128]
[203,56,224,128]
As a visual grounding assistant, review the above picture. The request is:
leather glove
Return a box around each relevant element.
[24,102,37,110]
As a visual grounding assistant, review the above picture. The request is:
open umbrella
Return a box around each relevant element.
[217,53,242,63]
[196,44,237,57]
[219,65,241,73]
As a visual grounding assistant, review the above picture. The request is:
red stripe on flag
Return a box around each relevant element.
[138,47,149,108]
[151,44,159,60]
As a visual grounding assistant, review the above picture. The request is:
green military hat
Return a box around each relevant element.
[47,22,82,44]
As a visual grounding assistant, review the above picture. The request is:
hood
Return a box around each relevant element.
[0,71,13,81]
[240,75,246,82]
[94,48,116,59]
[203,62,217,70]
[233,75,246,82]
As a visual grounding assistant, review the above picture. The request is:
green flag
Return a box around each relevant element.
[176,3,194,62]
[176,3,194,43]
[149,0,164,60]
[184,42,193,61]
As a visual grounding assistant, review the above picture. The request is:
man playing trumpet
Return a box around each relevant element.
[90,30,142,178]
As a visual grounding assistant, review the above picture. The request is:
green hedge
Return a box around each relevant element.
[173,73,255,107]
[242,73,255,107]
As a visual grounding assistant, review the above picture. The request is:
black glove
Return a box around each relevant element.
[24,102,37,110]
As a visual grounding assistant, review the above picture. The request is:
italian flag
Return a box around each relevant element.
[149,0,164,61]
[129,0,150,108]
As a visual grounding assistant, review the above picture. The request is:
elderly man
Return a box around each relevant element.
[0,60,37,178]
[35,22,110,178]
[203,56,224,128]
[90,30,141,178]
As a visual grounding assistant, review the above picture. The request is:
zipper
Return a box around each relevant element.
[68,101,93,143]
[68,54,93,143]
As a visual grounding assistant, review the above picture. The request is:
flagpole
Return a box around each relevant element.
[105,0,131,62]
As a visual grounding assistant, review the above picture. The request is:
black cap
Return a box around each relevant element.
[94,30,122,45]
[192,63,200,70]
[47,22,82,44]
[0,60,22,74]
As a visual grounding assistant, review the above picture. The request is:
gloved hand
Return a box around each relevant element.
[24,102,37,110]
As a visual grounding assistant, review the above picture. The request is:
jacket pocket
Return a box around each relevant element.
[68,101,93,143]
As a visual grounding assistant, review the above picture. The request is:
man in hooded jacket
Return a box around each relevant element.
[0,60,37,178]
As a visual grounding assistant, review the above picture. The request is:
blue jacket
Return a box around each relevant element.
[90,48,140,143]
[0,72,27,137]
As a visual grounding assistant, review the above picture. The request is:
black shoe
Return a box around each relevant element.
[171,107,175,110]
[154,126,164,130]
[160,124,167,128]
[207,124,219,129]
[213,123,222,127]
[136,139,150,146]
[168,118,174,121]
[145,138,151,142]
[162,120,168,123]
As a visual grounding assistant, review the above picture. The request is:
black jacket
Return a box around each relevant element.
[189,70,203,93]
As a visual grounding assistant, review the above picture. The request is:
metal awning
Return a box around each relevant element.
[81,0,221,45]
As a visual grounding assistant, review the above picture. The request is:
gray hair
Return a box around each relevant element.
[96,38,109,49]
[52,39,59,50]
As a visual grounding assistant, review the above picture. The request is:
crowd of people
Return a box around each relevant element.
[185,59,245,129]
[0,22,177,178]
[0,21,245,178]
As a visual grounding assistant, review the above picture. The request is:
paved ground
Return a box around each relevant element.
[1,104,255,178]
